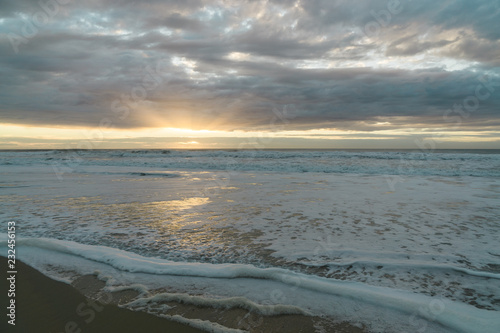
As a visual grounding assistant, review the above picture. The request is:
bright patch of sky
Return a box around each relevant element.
[1,0,499,149]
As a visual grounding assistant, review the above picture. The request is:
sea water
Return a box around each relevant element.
[1,149,499,332]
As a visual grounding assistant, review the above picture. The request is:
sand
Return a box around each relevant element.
[1,258,203,333]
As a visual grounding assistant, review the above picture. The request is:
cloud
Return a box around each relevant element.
[0,0,499,136]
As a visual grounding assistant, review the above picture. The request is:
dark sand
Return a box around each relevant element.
[1,258,368,333]
[1,258,203,333]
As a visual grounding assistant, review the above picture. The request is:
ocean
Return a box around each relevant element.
[1,149,499,332]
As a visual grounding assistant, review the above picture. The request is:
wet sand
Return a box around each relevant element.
[1,258,203,333]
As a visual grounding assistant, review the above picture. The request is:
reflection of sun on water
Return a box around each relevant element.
[154,197,210,212]
[46,195,236,260]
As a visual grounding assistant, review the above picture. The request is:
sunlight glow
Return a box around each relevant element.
[1,123,498,150]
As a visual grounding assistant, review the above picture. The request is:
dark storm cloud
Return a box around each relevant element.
[0,0,499,133]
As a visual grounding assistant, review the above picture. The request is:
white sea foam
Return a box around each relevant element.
[159,314,247,333]
[126,293,309,316]
[301,259,500,279]
[1,236,499,333]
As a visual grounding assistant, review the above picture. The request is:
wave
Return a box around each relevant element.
[300,259,500,280]
[1,149,500,177]
[126,293,309,316]
[159,314,246,333]
[129,172,180,177]
[2,236,499,333]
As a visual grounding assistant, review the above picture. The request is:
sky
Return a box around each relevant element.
[0,0,499,149]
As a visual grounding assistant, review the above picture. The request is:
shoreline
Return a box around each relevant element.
[1,258,368,333]
[1,258,203,333]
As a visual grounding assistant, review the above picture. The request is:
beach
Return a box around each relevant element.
[1,258,204,333]
[1,149,499,332]
[1,258,367,332]
[2,0,500,331]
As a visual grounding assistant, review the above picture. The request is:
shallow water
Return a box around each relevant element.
[1,150,499,332]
